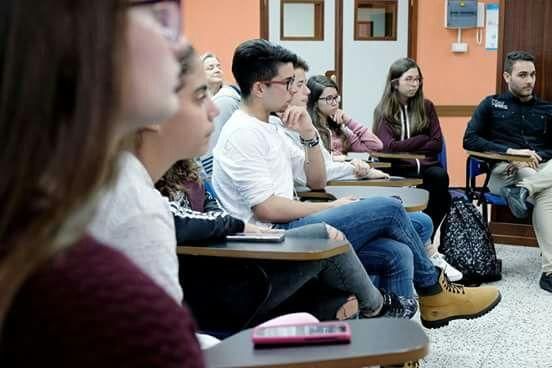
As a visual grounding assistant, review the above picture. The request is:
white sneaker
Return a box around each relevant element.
[429,253,463,282]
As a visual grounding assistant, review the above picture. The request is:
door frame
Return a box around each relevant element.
[260,0,419,92]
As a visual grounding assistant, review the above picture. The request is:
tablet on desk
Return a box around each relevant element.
[226,232,286,243]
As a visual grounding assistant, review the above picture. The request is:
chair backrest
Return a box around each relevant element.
[204,179,218,199]
[465,156,493,199]
[437,137,447,171]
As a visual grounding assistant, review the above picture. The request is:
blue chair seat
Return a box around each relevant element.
[483,192,507,206]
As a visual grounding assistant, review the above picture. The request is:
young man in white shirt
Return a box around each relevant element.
[212,39,501,329]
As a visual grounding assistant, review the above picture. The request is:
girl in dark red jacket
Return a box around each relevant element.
[373,58,461,280]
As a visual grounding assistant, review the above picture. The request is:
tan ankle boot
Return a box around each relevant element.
[419,271,501,329]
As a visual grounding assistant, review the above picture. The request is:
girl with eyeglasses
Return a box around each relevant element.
[373,58,461,281]
[306,75,383,162]
[0,0,206,366]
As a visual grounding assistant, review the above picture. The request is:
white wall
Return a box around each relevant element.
[342,0,409,129]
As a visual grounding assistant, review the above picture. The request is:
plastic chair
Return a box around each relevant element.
[437,138,447,171]
[438,138,466,200]
[465,154,517,222]
[204,179,218,199]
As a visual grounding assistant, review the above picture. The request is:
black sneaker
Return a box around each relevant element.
[540,272,552,293]
[378,290,413,319]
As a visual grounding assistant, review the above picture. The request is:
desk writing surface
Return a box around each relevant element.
[365,161,391,168]
[177,238,349,261]
[325,186,429,212]
[327,177,423,187]
[465,150,534,162]
[370,152,426,160]
[204,319,429,368]
[344,154,391,168]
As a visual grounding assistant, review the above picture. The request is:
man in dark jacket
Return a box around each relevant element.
[463,51,552,293]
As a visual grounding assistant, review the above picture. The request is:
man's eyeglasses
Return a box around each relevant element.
[262,76,296,91]
[319,95,341,105]
[130,0,181,42]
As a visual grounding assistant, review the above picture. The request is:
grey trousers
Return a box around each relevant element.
[260,224,383,317]
[489,160,552,273]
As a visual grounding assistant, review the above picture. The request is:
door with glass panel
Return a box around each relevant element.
[268,0,336,80]
[266,0,412,128]
[342,0,410,127]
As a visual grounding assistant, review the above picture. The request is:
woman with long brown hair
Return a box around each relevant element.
[306,75,383,161]
[0,0,204,366]
[373,57,461,282]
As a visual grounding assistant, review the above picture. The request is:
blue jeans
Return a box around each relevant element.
[358,212,433,297]
[276,197,438,294]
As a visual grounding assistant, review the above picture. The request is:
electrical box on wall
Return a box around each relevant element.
[445,0,478,29]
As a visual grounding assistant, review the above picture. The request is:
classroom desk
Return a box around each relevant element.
[327,177,423,187]
[370,152,426,160]
[363,161,391,169]
[177,237,350,261]
[465,150,535,162]
[326,186,429,212]
[204,318,429,368]
[343,155,391,169]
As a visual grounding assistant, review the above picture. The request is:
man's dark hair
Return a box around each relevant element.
[504,51,535,74]
[294,56,309,72]
[231,39,297,99]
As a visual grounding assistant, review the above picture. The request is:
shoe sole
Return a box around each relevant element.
[420,291,502,329]
[447,274,463,282]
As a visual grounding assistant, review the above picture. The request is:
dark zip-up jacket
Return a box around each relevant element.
[463,92,552,161]
[169,180,245,244]
[375,99,443,171]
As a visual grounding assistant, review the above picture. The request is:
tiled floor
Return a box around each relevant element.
[420,244,552,368]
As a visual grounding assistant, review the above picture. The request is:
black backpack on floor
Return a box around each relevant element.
[440,198,502,285]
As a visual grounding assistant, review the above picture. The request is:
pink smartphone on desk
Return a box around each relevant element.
[252,321,351,347]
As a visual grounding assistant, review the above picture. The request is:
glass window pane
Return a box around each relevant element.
[355,1,397,40]
[358,8,387,37]
[283,3,315,38]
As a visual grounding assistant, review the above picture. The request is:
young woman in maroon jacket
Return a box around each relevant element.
[0,1,205,367]
[373,58,451,240]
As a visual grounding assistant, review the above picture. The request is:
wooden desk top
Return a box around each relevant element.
[204,319,429,368]
[296,190,336,201]
[325,186,429,212]
[177,238,350,261]
[370,152,426,160]
[343,154,391,168]
[465,150,535,162]
[327,177,423,187]
[366,161,391,168]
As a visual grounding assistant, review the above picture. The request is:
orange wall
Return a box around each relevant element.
[182,0,499,186]
[182,0,260,83]
[417,0,499,186]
